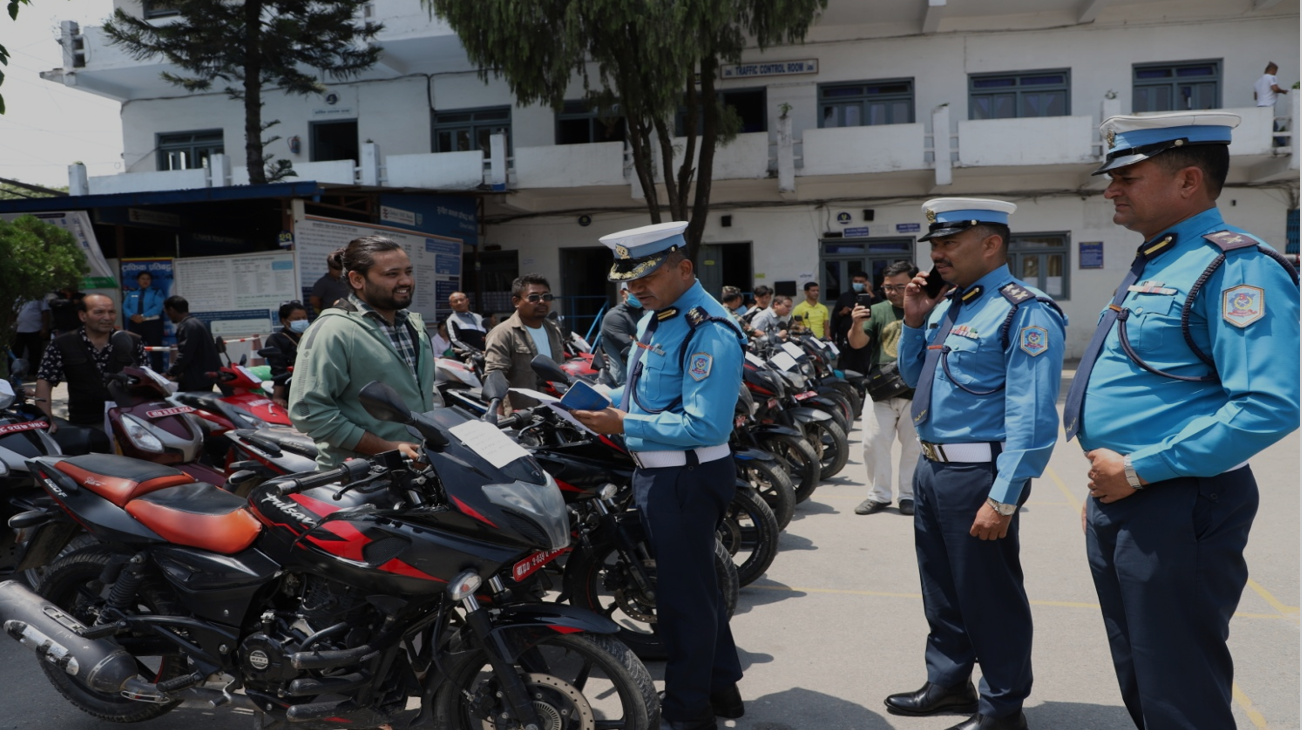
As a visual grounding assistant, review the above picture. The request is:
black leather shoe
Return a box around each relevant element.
[884,681,979,716]
[898,499,915,515]
[855,498,889,515]
[709,683,744,718]
[659,708,718,730]
[943,711,1029,730]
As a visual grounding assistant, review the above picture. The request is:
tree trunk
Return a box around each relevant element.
[684,53,720,265]
[626,114,662,223]
[243,0,266,185]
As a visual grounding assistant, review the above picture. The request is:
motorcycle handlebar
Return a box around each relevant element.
[497,406,542,430]
[273,458,373,496]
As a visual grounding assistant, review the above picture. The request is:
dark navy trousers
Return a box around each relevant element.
[632,455,742,721]
[1086,467,1259,730]
[913,457,1033,718]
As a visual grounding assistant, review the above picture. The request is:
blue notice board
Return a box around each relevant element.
[1080,241,1104,269]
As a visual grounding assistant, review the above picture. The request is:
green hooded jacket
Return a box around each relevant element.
[289,303,436,468]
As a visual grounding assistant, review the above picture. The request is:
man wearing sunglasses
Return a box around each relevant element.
[484,273,565,410]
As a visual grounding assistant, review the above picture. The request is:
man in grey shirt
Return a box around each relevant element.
[447,291,488,350]
[750,295,792,335]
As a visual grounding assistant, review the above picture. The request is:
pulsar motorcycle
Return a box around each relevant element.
[0,379,658,730]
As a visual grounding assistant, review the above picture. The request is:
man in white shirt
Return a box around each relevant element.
[1254,62,1290,146]
[446,290,488,350]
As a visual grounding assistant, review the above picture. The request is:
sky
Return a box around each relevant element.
[1,0,124,189]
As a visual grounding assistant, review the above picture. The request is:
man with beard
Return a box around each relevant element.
[484,273,564,410]
[290,235,436,468]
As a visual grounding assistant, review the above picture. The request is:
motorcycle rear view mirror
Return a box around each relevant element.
[359,381,413,424]
[257,346,282,359]
[214,336,227,354]
[109,330,136,367]
[482,370,509,402]
[530,355,571,385]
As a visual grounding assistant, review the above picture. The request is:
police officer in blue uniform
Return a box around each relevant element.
[887,198,1066,730]
[573,221,745,730]
[1064,112,1300,730]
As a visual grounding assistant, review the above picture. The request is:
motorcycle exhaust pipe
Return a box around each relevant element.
[0,580,142,694]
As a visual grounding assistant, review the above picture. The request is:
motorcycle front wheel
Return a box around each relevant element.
[758,432,822,503]
[433,632,658,730]
[803,418,849,479]
[717,486,780,587]
[737,457,796,530]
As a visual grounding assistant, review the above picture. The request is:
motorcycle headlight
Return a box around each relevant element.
[121,414,165,453]
[482,474,569,551]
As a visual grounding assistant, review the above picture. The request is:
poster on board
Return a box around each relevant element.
[173,250,298,339]
[292,213,462,329]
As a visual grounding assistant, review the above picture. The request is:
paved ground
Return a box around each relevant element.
[2,375,1298,729]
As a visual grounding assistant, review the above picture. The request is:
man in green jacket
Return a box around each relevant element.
[290,235,437,468]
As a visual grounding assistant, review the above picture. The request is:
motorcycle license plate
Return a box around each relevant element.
[793,390,818,401]
[0,420,48,435]
[513,547,569,582]
[145,405,195,418]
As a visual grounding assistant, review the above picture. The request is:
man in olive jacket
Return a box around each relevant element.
[290,236,436,468]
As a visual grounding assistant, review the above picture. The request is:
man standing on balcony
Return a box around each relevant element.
[1064,111,1300,730]
[1254,61,1290,146]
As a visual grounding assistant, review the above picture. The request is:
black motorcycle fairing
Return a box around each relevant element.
[474,602,620,663]
[788,406,833,424]
[753,423,804,438]
[152,544,280,627]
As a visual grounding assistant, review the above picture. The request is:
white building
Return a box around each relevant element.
[41,0,1300,355]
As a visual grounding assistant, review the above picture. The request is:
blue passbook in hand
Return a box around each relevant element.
[559,380,611,411]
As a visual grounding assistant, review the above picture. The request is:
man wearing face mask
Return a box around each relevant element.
[833,271,874,373]
[597,282,643,386]
[266,301,309,408]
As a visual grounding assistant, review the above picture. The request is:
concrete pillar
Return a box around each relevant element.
[68,163,89,196]
[489,132,507,191]
[777,112,795,193]
[1291,93,1299,168]
[359,142,382,186]
[208,153,231,187]
[932,105,952,187]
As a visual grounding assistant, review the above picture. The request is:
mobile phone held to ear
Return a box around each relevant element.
[855,293,874,309]
[923,267,947,298]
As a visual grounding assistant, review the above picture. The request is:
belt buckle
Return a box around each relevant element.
[921,442,945,462]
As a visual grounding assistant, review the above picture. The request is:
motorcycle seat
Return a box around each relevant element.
[55,454,196,508]
[236,427,317,458]
[125,483,261,554]
[175,392,227,412]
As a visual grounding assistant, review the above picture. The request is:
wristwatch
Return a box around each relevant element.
[986,497,1018,516]
[1122,455,1144,490]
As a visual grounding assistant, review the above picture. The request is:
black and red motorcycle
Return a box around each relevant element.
[0,380,658,730]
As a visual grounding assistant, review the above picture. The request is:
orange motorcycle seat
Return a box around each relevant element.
[55,454,196,508]
[125,484,262,555]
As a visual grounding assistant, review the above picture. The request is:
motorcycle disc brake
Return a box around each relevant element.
[478,672,595,730]
[609,559,658,624]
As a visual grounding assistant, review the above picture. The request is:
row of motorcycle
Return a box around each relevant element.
[0,324,863,729]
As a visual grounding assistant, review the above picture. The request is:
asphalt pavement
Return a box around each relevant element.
[1,377,1298,730]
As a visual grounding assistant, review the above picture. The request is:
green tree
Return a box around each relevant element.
[0,215,88,378]
[0,0,34,114]
[429,0,826,261]
[104,0,383,184]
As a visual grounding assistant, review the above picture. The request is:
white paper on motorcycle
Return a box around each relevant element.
[770,351,799,371]
[448,419,530,468]
[781,342,805,359]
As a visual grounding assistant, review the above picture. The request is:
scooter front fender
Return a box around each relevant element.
[789,407,832,424]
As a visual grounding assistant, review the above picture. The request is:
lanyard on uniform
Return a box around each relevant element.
[619,316,660,412]
[911,293,965,426]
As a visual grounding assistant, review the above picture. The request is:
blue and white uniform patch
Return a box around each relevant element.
[688,352,713,381]
[1019,326,1049,357]
[1222,285,1264,328]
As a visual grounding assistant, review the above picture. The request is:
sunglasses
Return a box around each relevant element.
[523,293,555,303]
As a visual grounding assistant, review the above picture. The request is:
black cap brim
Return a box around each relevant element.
[918,222,975,242]
[608,251,672,282]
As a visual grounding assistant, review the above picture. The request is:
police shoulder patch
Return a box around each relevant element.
[1019,326,1049,357]
[688,352,713,381]
[1222,285,1265,328]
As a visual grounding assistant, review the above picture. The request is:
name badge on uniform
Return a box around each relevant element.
[950,325,979,340]
[1019,326,1049,357]
[688,352,713,381]
[1222,285,1265,328]
[1127,280,1177,295]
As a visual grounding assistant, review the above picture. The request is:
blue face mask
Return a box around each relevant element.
[852,282,866,292]
[288,319,309,334]
[625,292,642,309]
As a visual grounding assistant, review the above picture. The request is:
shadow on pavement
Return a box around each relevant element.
[1028,700,1133,729]
[775,532,816,551]
[732,580,808,616]
[732,686,896,729]
[791,500,837,519]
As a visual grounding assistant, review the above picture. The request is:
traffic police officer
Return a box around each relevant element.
[573,221,745,730]
[888,198,1066,730]
[1064,111,1300,730]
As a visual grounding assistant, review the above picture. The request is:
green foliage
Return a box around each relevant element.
[0,180,68,200]
[104,0,383,184]
[428,0,826,260]
[0,0,34,114]
[0,215,88,358]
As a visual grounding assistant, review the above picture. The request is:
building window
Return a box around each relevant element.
[142,1,179,19]
[969,70,1070,120]
[432,106,512,155]
[1009,233,1070,300]
[157,130,223,171]
[310,120,358,162]
[818,79,915,127]
[676,88,768,136]
[1133,60,1221,113]
[555,100,626,145]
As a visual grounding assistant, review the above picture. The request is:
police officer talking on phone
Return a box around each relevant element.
[1064,112,1300,730]
[889,198,1066,730]
[572,221,746,730]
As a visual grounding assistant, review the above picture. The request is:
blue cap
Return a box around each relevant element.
[1095,111,1240,174]
[600,221,689,281]
[919,198,1017,241]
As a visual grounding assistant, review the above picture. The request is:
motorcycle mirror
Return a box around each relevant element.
[239,353,248,366]
[9,358,29,382]
[257,346,282,359]
[358,381,413,424]
[109,330,136,368]
[214,336,227,354]
[481,370,509,402]
[530,354,571,385]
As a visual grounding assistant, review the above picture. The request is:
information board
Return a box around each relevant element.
[173,250,299,339]
[293,213,462,328]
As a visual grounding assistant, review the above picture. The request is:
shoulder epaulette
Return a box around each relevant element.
[1203,230,1259,252]
[998,282,1034,305]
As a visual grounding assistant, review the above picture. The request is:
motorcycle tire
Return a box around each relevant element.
[36,547,187,723]
[737,458,796,530]
[22,531,98,589]
[803,418,850,480]
[718,487,780,587]
[813,395,852,435]
[758,432,822,503]
[827,381,863,423]
[433,631,658,730]
[564,539,739,661]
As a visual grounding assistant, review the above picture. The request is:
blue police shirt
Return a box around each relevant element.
[609,280,744,452]
[123,287,165,318]
[1078,207,1301,483]
[899,264,1066,504]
